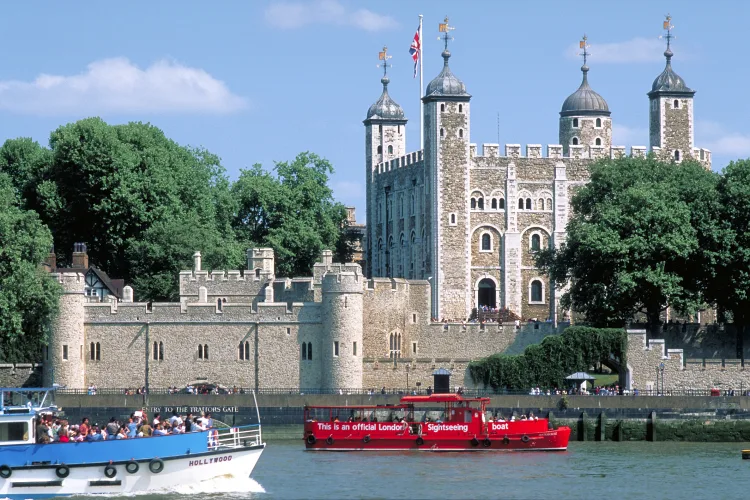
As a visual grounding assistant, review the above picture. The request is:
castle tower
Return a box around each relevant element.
[559,35,611,155]
[423,18,472,320]
[648,16,695,161]
[364,46,407,278]
[44,272,86,387]
[320,267,364,389]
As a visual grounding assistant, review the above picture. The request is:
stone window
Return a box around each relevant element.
[459,129,464,139]
[525,198,532,210]
[389,332,402,359]
[700,150,705,160]
[537,198,544,210]
[572,118,579,128]
[440,128,444,138]
[477,198,484,210]
[571,137,579,146]
[353,342,357,356]
[531,234,541,252]
[441,104,445,112]
[410,193,415,215]
[470,198,476,209]
[530,280,544,303]
[546,198,553,210]
[499,198,505,209]
[449,213,457,226]
[377,145,382,155]
[239,341,250,361]
[333,341,339,357]
[673,99,680,109]
[198,344,209,360]
[302,343,307,360]
[287,327,291,335]
[480,233,492,252]
[491,198,497,210]
[217,298,223,312]
[62,344,68,361]
[595,137,602,146]
[90,342,101,361]
[674,150,681,162]
[388,145,393,155]
[595,118,602,128]
[458,104,463,113]
[518,198,524,210]
[412,313,417,323]
[412,342,418,355]
[307,342,313,360]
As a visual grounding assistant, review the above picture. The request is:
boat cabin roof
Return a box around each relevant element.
[304,393,490,410]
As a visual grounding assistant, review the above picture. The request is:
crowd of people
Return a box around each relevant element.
[34,410,215,444]
[528,385,625,396]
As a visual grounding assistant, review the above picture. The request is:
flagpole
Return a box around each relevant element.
[419,14,424,151]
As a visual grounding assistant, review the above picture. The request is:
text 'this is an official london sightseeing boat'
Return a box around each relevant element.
[0,388,265,499]
[304,393,570,452]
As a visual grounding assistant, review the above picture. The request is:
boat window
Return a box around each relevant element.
[0,421,28,442]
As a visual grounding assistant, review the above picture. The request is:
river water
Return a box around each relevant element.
[73,441,750,499]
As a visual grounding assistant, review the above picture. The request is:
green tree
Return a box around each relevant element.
[0,172,60,362]
[232,152,350,277]
[536,155,716,335]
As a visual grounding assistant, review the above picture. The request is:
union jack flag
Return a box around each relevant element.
[409,27,420,78]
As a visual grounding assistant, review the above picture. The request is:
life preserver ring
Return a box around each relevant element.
[502,436,510,445]
[326,436,334,445]
[0,465,11,478]
[471,437,479,447]
[208,429,219,449]
[125,460,139,474]
[104,465,117,478]
[363,435,371,443]
[148,458,164,474]
[483,438,492,448]
[306,434,317,445]
[55,465,70,478]
[521,435,530,443]
[416,437,424,446]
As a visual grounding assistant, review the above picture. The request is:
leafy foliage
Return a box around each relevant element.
[468,326,626,390]
[0,172,61,362]
[536,155,718,331]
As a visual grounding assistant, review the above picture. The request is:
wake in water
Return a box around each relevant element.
[61,474,266,499]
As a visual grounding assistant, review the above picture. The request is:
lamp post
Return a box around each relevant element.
[406,364,410,393]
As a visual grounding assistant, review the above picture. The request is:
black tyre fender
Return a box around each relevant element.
[470,437,479,447]
[521,435,530,443]
[125,460,139,474]
[325,436,334,446]
[483,438,492,448]
[0,464,11,478]
[502,435,510,445]
[104,465,117,478]
[363,435,371,443]
[55,465,70,479]
[148,458,164,474]
[416,436,424,446]
[306,434,317,445]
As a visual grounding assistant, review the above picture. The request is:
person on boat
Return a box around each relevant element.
[87,426,104,441]
[106,417,119,440]
[152,412,161,427]
[58,422,70,443]
[333,416,340,422]
[153,423,168,436]
[79,417,90,438]
[127,416,139,438]
[184,412,194,432]
[169,411,183,426]
[193,417,207,431]
[36,419,50,444]
[205,412,214,428]
[139,419,153,437]
[116,425,129,440]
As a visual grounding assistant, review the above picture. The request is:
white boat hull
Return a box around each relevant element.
[0,445,265,499]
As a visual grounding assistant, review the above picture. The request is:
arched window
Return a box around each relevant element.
[526,198,532,210]
[499,198,505,209]
[389,333,402,359]
[673,99,680,109]
[240,341,250,360]
[307,342,313,360]
[458,129,464,139]
[674,150,681,161]
[470,198,476,209]
[440,128,444,138]
[481,233,491,251]
[518,198,524,210]
[572,118,579,128]
[302,342,307,360]
[477,198,484,210]
[595,138,602,146]
[546,198,553,210]
[95,342,100,361]
[217,298,223,311]
[491,198,497,210]
[537,198,544,209]
[571,137,579,145]
[595,118,602,128]
[531,234,541,251]
[440,104,445,112]
[450,213,456,224]
[388,145,393,155]
[458,104,463,113]
[377,145,382,154]
[159,341,163,360]
[153,341,158,360]
[90,342,95,361]
[198,344,203,359]
[204,344,209,360]
[530,280,543,302]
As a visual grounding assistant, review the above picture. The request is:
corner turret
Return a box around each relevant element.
[44,272,86,387]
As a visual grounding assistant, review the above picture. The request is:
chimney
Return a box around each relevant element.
[44,245,57,272]
[72,242,89,269]
[193,251,202,273]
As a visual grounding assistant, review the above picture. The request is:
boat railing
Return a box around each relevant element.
[210,424,262,450]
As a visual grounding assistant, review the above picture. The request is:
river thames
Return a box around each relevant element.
[77,440,750,499]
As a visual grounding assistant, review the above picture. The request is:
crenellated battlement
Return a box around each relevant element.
[374,150,424,176]
[467,143,712,162]
[52,272,86,292]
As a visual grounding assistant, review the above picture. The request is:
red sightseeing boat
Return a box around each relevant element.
[303,393,570,452]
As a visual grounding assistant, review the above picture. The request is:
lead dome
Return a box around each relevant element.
[425,50,469,98]
[365,76,405,121]
[560,65,610,117]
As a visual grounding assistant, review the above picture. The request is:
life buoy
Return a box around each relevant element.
[0,465,11,478]
[55,465,70,478]
[363,435,371,443]
[483,438,492,448]
[125,461,139,474]
[416,437,424,446]
[471,437,479,447]
[326,436,334,445]
[521,435,530,443]
[148,458,164,474]
[502,435,510,445]
[306,434,317,445]
[104,465,117,478]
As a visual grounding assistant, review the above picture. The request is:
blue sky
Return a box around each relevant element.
[0,1,747,221]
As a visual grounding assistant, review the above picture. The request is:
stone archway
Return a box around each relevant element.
[477,278,496,308]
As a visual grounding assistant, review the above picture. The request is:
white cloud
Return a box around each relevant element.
[697,120,750,157]
[0,58,246,115]
[565,37,666,64]
[612,124,648,146]
[265,0,396,31]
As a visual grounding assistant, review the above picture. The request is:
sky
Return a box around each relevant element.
[0,1,748,221]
